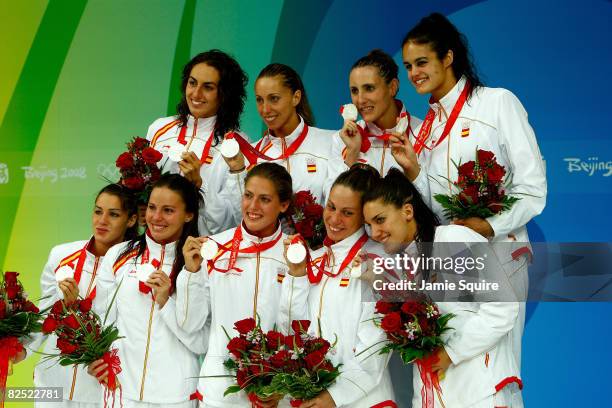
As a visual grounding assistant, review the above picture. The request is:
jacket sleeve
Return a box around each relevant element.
[159,295,208,355]
[444,301,519,365]
[276,275,311,335]
[175,266,211,334]
[486,90,547,237]
[200,157,240,234]
[327,301,391,407]
[324,132,350,202]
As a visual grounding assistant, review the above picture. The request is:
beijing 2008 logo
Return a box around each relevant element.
[0,163,8,184]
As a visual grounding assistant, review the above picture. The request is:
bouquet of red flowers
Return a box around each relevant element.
[288,191,326,250]
[223,318,340,407]
[41,298,122,407]
[374,297,454,408]
[0,271,42,407]
[115,137,163,203]
[434,148,519,219]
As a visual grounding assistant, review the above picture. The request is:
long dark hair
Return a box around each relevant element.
[176,50,248,145]
[402,12,483,98]
[95,183,139,241]
[256,63,315,126]
[351,49,399,87]
[117,174,201,294]
[363,168,440,243]
[245,163,293,221]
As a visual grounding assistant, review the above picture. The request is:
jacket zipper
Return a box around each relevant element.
[252,239,262,319]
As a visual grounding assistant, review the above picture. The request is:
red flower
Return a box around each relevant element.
[293,190,314,208]
[42,316,59,334]
[488,202,504,214]
[132,137,149,150]
[375,301,396,315]
[380,312,403,333]
[284,334,303,349]
[62,315,80,330]
[457,161,475,180]
[115,152,134,170]
[303,204,323,219]
[418,316,430,333]
[477,149,495,165]
[295,220,315,240]
[266,330,285,350]
[0,300,6,319]
[78,298,93,313]
[122,176,145,191]
[459,185,479,205]
[233,318,256,335]
[304,350,326,370]
[51,300,64,315]
[24,301,40,313]
[269,349,290,368]
[4,271,19,285]
[401,301,421,315]
[486,163,506,184]
[227,337,249,358]
[291,320,311,334]
[6,285,19,300]
[236,368,250,388]
[141,147,163,164]
[56,338,78,354]
[305,338,330,355]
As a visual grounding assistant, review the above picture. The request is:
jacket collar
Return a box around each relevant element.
[144,231,178,259]
[266,116,305,147]
[364,99,407,136]
[186,114,217,132]
[429,75,467,120]
[239,221,283,246]
[327,227,367,257]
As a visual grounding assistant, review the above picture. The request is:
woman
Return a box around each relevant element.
[222,63,334,224]
[395,13,546,368]
[280,165,396,408]
[89,174,207,407]
[176,162,296,407]
[146,49,248,235]
[325,49,422,198]
[31,183,138,408]
[362,169,522,408]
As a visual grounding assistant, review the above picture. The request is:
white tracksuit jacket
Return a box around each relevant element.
[31,239,104,405]
[146,115,241,235]
[93,235,206,405]
[278,228,396,407]
[411,225,522,408]
[174,223,303,407]
[325,101,422,197]
[221,117,334,224]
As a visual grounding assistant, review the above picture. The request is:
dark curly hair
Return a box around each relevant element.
[176,50,248,146]
[402,13,483,98]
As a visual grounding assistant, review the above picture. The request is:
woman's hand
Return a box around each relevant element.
[179,151,203,188]
[388,131,420,181]
[299,390,336,408]
[87,358,109,383]
[222,150,246,173]
[452,217,494,238]
[147,270,171,308]
[339,120,362,167]
[58,278,79,305]
[183,236,206,272]
[351,250,376,284]
[254,394,283,408]
[283,235,308,277]
[431,347,452,376]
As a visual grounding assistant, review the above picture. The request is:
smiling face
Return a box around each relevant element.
[146,187,193,243]
[185,62,220,118]
[349,66,399,128]
[324,185,364,242]
[255,75,301,137]
[363,199,416,254]
[92,192,136,252]
[241,175,290,237]
[402,41,457,101]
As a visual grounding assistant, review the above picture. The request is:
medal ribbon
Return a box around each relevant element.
[54,239,98,300]
[139,245,164,296]
[413,82,471,155]
[224,123,309,165]
[176,122,216,165]
[311,233,368,284]
[209,225,283,273]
